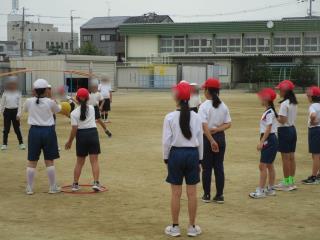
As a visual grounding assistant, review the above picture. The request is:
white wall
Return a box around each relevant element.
[128,36,158,58]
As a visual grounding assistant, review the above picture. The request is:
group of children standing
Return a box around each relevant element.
[0,76,113,195]
[162,79,320,237]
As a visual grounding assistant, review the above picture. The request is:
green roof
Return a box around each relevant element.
[119,19,320,35]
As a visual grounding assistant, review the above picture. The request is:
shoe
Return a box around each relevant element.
[92,181,102,192]
[274,182,292,192]
[265,186,276,196]
[71,183,80,192]
[105,129,112,138]
[19,144,26,150]
[213,195,224,204]
[1,145,7,151]
[249,187,266,199]
[302,176,318,185]
[316,173,320,182]
[201,194,211,203]
[164,225,181,237]
[290,184,298,190]
[26,185,34,195]
[48,184,61,194]
[187,225,202,237]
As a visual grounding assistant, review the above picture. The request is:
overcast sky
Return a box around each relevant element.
[0,0,320,40]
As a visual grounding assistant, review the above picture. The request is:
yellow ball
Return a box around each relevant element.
[60,102,72,116]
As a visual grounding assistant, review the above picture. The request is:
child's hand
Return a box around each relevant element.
[210,140,219,152]
[65,141,72,150]
[16,116,20,121]
[210,128,218,135]
[257,142,264,151]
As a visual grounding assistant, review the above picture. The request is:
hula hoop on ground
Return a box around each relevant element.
[61,184,108,194]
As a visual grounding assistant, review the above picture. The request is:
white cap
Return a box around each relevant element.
[180,80,189,84]
[190,83,198,86]
[33,79,49,89]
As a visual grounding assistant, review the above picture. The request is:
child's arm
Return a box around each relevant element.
[65,126,78,150]
[203,123,219,152]
[162,116,172,163]
[17,93,22,120]
[257,124,272,151]
[277,115,288,125]
[210,123,232,134]
[0,93,5,115]
[310,113,319,126]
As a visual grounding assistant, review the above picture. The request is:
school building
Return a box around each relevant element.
[118,18,320,88]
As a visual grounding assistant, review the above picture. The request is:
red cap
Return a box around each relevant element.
[275,80,295,91]
[76,88,89,99]
[307,86,320,97]
[202,78,221,89]
[258,88,277,101]
[172,82,191,101]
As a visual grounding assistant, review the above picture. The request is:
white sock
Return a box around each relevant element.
[26,167,36,188]
[46,166,57,187]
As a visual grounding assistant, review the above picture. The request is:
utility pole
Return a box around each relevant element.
[308,0,314,17]
[70,10,74,54]
[20,7,25,57]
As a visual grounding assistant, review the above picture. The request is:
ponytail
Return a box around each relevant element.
[312,96,320,103]
[79,98,88,121]
[34,88,46,104]
[179,100,192,140]
[280,90,298,105]
[269,101,279,118]
[208,88,222,108]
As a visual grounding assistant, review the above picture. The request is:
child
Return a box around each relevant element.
[249,88,278,199]
[302,86,320,184]
[189,83,202,113]
[198,78,231,204]
[23,79,61,195]
[88,79,112,138]
[98,76,112,122]
[163,82,203,237]
[274,80,298,191]
[65,88,102,192]
[0,76,25,150]
[57,85,76,114]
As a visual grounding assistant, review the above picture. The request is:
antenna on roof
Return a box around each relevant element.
[106,1,111,17]
[297,0,317,18]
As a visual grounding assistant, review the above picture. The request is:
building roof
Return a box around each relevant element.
[124,13,173,24]
[81,16,130,29]
[119,19,320,35]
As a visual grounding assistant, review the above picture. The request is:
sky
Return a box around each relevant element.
[0,0,320,40]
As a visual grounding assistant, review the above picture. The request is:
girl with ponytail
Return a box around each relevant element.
[162,81,203,237]
[198,78,231,204]
[65,88,103,192]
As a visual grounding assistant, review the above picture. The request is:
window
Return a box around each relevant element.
[46,41,50,49]
[0,46,4,52]
[56,42,59,47]
[274,37,287,52]
[188,36,212,53]
[258,38,270,52]
[160,37,173,53]
[41,29,44,32]
[288,37,301,52]
[61,42,64,49]
[215,38,228,53]
[173,37,185,52]
[188,39,200,53]
[34,29,37,32]
[65,42,69,49]
[101,34,111,41]
[51,42,54,46]
[32,41,34,49]
[160,36,185,53]
[200,39,212,52]
[28,28,31,31]
[304,36,318,52]
[244,37,257,52]
[83,35,93,41]
[229,38,241,52]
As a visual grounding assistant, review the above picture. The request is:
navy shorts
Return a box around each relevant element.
[28,126,59,161]
[260,133,278,164]
[76,128,101,157]
[101,99,111,112]
[166,147,200,185]
[308,127,320,154]
[278,126,297,153]
[94,106,101,120]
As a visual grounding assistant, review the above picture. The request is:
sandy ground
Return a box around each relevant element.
[0,91,319,240]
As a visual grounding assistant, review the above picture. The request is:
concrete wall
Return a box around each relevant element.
[127,36,158,58]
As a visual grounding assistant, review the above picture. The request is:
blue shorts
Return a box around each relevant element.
[166,147,200,185]
[308,127,320,154]
[260,134,278,164]
[278,126,297,153]
[28,126,59,161]
[76,128,101,157]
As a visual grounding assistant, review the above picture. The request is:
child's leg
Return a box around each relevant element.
[12,116,23,144]
[289,153,296,177]
[26,161,37,188]
[259,163,268,189]
[280,153,291,179]
[267,164,275,187]
[89,154,100,182]
[186,184,197,226]
[74,157,86,183]
[2,111,11,145]
[312,154,320,176]
[171,184,182,225]
[97,119,107,131]
[45,160,57,187]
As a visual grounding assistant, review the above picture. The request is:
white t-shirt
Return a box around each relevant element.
[98,83,112,99]
[308,103,320,128]
[0,90,22,117]
[189,94,202,108]
[24,97,61,126]
[162,111,203,160]
[70,105,97,129]
[198,100,232,129]
[278,99,297,127]
[88,92,103,106]
[260,108,278,134]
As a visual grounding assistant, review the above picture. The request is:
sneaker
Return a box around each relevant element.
[164,225,181,237]
[213,195,224,204]
[48,184,61,194]
[105,129,112,138]
[265,186,276,196]
[274,182,292,192]
[187,225,202,237]
[26,185,34,195]
[71,183,80,192]
[1,145,7,151]
[92,181,102,192]
[316,173,320,181]
[201,194,211,203]
[302,176,318,185]
[19,144,26,150]
[290,184,298,190]
[249,187,266,199]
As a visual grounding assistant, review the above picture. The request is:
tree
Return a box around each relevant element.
[77,42,103,56]
[291,58,316,90]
